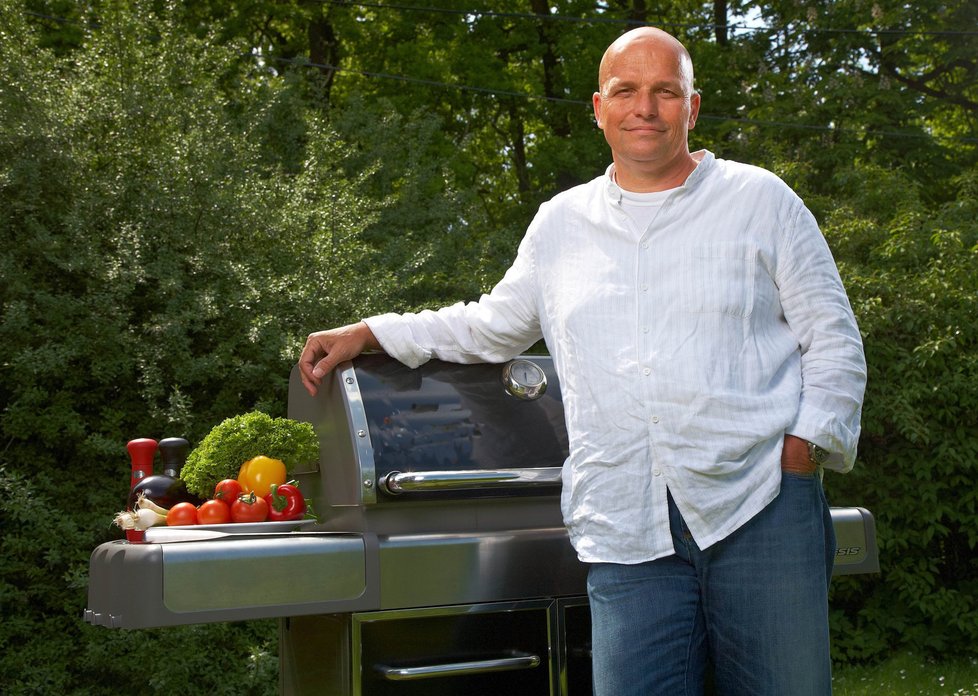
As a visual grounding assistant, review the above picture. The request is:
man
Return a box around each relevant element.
[299,27,866,696]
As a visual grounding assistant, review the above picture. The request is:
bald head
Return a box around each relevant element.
[598,27,695,97]
[591,26,701,191]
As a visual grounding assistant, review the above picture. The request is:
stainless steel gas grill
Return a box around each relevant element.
[85,354,879,696]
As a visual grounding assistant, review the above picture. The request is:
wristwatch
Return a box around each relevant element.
[807,441,830,467]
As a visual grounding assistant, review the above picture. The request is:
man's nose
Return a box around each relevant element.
[634,90,658,117]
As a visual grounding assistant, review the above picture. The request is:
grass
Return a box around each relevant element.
[833,651,978,695]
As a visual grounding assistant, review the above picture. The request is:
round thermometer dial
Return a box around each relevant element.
[502,359,548,400]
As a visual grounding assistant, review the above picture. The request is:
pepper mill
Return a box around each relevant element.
[127,438,158,490]
[127,437,201,510]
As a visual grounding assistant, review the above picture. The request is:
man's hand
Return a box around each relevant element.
[781,434,818,476]
[298,322,381,396]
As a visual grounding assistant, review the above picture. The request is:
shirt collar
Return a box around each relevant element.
[603,163,622,204]
[603,150,715,204]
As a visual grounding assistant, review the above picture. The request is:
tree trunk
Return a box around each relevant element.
[308,16,339,101]
[530,0,571,137]
[714,0,728,46]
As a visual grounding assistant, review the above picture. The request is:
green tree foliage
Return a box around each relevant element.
[0,0,459,692]
[1,0,976,691]
[175,0,976,243]
[712,0,978,198]
[822,164,978,661]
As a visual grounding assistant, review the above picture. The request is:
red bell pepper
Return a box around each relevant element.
[264,483,306,522]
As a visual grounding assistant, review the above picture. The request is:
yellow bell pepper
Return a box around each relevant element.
[237,455,287,497]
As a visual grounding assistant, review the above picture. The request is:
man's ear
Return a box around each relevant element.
[592,92,604,128]
[688,91,701,130]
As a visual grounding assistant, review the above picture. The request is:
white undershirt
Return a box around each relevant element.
[618,187,673,231]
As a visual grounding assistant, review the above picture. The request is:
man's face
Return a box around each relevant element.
[592,35,700,185]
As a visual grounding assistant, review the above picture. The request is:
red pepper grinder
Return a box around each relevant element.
[125,438,158,543]
[127,438,158,492]
[127,437,202,510]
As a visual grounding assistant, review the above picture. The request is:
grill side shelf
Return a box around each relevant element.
[84,532,381,629]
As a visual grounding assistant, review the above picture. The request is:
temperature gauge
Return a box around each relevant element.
[501,359,548,401]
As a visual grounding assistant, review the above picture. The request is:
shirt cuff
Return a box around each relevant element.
[787,409,858,473]
[362,313,432,369]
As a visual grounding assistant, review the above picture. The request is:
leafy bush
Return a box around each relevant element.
[0,2,384,692]
[823,163,978,662]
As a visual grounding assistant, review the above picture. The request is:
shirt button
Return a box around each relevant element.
[642,242,650,250]
[642,326,650,334]
[643,367,652,376]
[651,415,660,423]
[653,469,662,477]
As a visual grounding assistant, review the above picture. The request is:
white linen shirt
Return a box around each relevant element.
[365,150,867,564]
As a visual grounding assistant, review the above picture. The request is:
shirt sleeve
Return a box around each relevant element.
[778,200,867,472]
[363,228,544,369]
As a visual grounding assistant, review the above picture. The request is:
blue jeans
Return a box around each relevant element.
[587,472,836,696]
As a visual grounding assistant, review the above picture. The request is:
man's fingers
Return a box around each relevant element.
[298,335,333,396]
[299,371,319,397]
[297,323,377,397]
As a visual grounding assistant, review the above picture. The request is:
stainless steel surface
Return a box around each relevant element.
[162,535,365,612]
[556,598,593,696]
[340,361,377,505]
[378,527,586,610]
[85,533,379,629]
[381,467,562,495]
[350,599,558,696]
[282,599,561,695]
[830,506,880,575]
[501,358,548,400]
[287,354,570,523]
[377,652,541,680]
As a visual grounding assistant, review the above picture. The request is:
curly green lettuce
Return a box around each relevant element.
[182,411,319,498]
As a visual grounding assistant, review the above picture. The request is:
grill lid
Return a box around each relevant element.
[289,354,569,508]
[358,355,568,500]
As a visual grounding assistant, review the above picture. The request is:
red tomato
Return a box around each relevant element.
[230,493,269,523]
[166,502,198,526]
[197,499,231,525]
[213,478,243,505]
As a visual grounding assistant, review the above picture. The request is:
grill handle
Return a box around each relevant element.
[380,467,562,495]
[377,652,541,681]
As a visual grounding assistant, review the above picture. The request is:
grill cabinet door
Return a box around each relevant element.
[354,601,556,696]
[557,598,593,695]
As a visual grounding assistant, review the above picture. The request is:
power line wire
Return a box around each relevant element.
[21,4,978,39]
[276,56,978,144]
[321,1,978,38]
[276,56,586,104]
[20,8,977,144]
